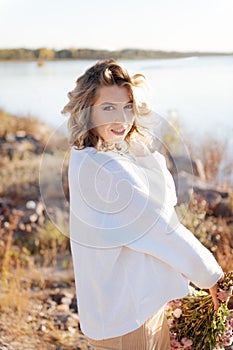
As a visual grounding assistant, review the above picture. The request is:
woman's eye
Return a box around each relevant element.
[124,103,133,110]
[103,105,115,111]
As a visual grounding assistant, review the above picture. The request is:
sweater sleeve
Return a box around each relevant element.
[125,209,223,289]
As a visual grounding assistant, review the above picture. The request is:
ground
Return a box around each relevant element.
[0,266,91,350]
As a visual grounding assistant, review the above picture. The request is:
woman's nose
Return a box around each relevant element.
[114,108,127,122]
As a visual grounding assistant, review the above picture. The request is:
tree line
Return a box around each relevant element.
[0,48,232,61]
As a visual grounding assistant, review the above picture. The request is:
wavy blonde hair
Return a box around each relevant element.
[61,59,152,151]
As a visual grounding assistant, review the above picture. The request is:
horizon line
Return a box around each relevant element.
[0,47,233,54]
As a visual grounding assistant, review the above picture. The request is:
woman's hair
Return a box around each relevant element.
[61,59,152,151]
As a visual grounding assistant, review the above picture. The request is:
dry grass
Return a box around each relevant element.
[0,157,40,198]
[185,135,232,185]
[1,268,31,318]
[176,195,233,272]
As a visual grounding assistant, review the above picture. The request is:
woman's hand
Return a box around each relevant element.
[209,283,220,310]
[209,279,232,310]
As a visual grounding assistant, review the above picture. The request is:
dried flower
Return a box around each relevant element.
[218,272,233,291]
[173,308,182,318]
[166,272,233,350]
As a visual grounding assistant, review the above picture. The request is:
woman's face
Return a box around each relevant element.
[91,85,135,144]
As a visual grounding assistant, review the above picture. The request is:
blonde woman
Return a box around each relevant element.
[62,59,223,350]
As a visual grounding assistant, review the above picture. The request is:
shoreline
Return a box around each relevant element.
[0,49,233,63]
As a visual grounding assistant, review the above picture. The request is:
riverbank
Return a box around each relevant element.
[0,110,232,349]
[0,47,233,62]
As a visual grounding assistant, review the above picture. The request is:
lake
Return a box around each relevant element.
[0,56,233,146]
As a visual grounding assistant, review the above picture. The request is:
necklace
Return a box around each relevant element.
[114,144,138,162]
[103,140,137,162]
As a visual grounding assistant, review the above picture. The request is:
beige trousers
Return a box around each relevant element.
[86,307,171,350]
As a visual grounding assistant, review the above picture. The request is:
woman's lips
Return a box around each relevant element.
[111,128,126,136]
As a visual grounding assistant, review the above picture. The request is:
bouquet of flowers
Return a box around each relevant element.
[166,272,233,350]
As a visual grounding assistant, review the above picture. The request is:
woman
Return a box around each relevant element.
[62,59,223,350]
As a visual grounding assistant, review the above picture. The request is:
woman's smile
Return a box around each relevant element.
[110,127,127,136]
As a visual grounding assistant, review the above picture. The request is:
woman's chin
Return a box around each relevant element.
[105,134,126,143]
[107,137,125,145]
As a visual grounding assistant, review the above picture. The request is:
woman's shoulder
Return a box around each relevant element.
[69,146,145,198]
[70,146,129,173]
[71,146,96,155]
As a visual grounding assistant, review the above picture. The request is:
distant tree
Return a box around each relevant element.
[34,48,55,60]
[55,49,73,59]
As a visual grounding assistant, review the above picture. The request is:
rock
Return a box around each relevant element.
[37,215,45,225]
[63,292,74,299]
[3,221,10,228]
[193,188,222,210]
[192,186,232,217]
[214,198,233,217]
[26,200,36,210]
[69,313,80,322]
[18,222,25,230]
[56,304,70,312]
[173,171,233,217]
[26,315,33,323]
[37,324,47,332]
[25,224,32,232]
[52,313,80,331]
[36,201,44,216]
[47,299,57,311]
[61,296,72,306]
[0,198,13,209]
[50,292,64,304]
[15,130,26,138]
[64,314,80,329]
[67,326,76,334]
[70,296,78,313]
[169,155,206,180]
[173,171,194,204]
[29,213,38,223]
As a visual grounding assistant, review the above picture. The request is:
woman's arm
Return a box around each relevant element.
[70,149,223,291]
[125,209,223,290]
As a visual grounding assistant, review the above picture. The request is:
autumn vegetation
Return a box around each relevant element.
[0,110,232,349]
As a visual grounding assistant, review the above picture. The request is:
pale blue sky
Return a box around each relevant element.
[0,0,233,52]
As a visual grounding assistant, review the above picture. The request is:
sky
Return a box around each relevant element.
[0,0,233,52]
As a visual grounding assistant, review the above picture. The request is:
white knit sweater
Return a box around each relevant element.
[68,146,223,340]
